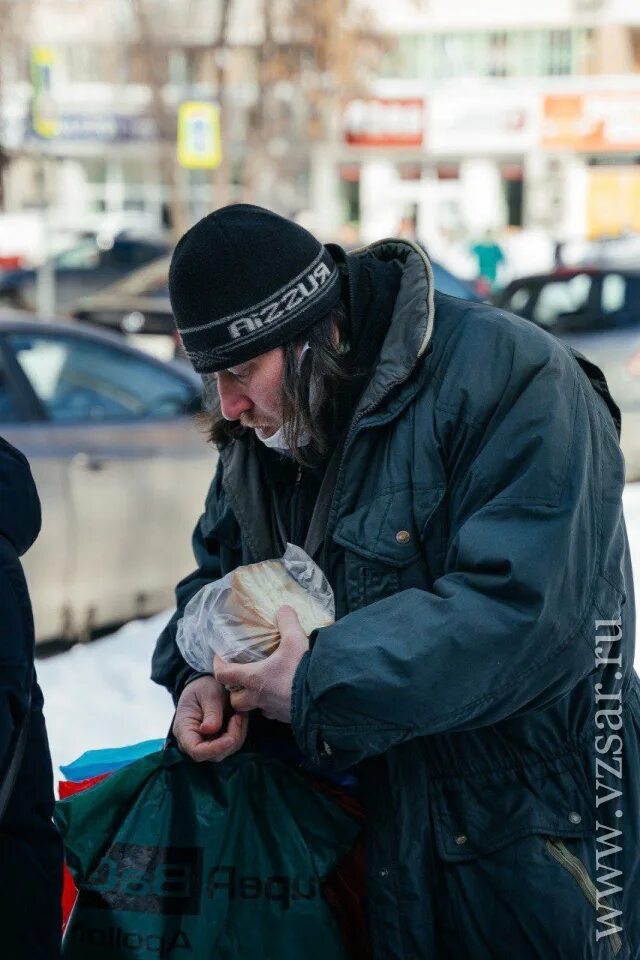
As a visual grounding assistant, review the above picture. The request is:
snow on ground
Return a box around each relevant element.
[38,610,175,783]
[37,485,640,783]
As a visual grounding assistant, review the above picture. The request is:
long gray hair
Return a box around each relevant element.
[199,300,362,467]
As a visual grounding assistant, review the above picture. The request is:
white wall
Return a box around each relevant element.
[361,0,592,34]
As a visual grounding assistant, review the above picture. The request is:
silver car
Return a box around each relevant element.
[0,317,217,643]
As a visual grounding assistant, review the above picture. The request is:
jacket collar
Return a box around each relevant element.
[342,238,436,424]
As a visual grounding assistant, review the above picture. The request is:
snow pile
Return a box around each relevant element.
[37,487,640,781]
[38,610,175,782]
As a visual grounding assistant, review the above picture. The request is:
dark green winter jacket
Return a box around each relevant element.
[153,240,639,960]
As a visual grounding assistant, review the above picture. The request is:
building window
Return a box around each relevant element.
[547,30,573,75]
[488,32,509,77]
[383,28,590,80]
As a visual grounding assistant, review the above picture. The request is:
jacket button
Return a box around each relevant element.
[395,530,411,544]
[568,811,582,824]
[454,834,468,845]
[378,868,389,878]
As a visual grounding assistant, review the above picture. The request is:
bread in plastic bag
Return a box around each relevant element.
[176,543,335,670]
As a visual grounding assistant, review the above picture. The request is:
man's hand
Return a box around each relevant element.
[173,675,248,762]
[214,606,309,723]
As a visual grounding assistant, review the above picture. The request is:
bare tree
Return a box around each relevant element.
[238,0,389,212]
[129,0,187,237]
[115,0,388,229]
[0,0,36,210]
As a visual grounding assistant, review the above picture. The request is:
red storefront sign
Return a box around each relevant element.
[344,98,425,148]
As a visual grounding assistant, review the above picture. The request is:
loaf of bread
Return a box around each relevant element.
[227,559,334,661]
[175,544,336,672]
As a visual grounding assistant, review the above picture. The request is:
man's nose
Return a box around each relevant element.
[217,376,253,421]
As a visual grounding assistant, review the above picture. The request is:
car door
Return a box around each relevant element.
[563,273,640,481]
[3,327,215,639]
[0,339,74,642]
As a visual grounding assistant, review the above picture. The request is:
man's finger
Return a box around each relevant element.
[214,655,256,689]
[229,688,258,713]
[178,713,248,763]
[175,722,207,757]
[196,712,249,763]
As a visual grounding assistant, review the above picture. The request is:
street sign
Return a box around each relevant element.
[31,47,60,140]
[177,102,222,169]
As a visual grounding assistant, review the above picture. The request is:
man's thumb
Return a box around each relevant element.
[276,604,298,636]
[199,687,224,733]
[276,605,308,650]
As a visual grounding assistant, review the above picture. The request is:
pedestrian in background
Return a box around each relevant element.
[471,226,505,293]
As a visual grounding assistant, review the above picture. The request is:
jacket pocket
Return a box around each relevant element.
[429,759,595,864]
[333,485,445,609]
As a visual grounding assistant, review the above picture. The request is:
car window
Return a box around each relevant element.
[54,239,100,270]
[601,274,640,327]
[531,274,593,329]
[504,285,534,317]
[0,365,21,423]
[6,333,195,423]
[602,274,626,313]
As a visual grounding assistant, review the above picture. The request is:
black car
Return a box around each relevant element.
[0,232,169,314]
[493,266,640,481]
[493,266,640,336]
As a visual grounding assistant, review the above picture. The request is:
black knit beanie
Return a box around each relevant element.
[169,204,342,374]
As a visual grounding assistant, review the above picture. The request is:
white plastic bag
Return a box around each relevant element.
[176,543,335,671]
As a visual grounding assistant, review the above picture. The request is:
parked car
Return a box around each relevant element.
[0,316,216,643]
[72,256,182,361]
[493,267,640,479]
[0,232,169,315]
[430,261,483,301]
[72,253,482,362]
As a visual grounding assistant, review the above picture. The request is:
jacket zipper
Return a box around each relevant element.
[545,839,623,955]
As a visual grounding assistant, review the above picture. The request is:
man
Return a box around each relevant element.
[152,204,639,959]
[0,437,62,959]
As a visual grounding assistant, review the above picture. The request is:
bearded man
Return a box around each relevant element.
[152,204,639,959]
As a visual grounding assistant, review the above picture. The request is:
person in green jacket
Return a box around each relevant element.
[471,227,505,291]
[153,204,639,959]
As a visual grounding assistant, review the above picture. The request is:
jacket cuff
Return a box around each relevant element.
[290,651,334,769]
[174,669,212,704]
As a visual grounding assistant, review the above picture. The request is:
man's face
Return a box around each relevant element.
[214,347,286,440]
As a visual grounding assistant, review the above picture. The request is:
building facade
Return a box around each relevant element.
[327,0,640,268]
[1,0,639,264]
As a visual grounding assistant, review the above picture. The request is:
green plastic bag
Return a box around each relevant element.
[55,748,359,960]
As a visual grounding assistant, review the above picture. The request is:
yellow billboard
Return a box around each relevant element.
[31,47,60,140]
[177,102,222,170]
[587,168,640,239]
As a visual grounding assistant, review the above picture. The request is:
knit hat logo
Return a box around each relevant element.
[227,257,333,342]
[169,204,342,374]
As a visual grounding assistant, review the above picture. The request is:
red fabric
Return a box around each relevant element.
[57,774,111,929]
[305,776,371,960]
[58,773,109,799]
